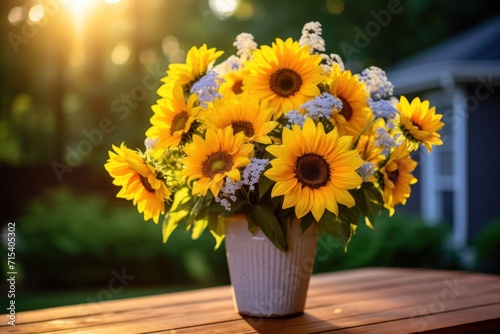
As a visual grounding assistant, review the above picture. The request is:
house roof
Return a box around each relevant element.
[388,15,500,94]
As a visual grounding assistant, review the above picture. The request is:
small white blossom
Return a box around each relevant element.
[299,21,326,53]
[233,33,257,62]
[144,138,158,151]
[358,66,394,101]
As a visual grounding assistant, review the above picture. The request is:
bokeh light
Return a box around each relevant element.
[209,0,239,19]
[162,35,180,57]
[234,0,254,20]
[111,42,131,65]
[326,0,345,14]
[8,6,25,25]
[28,4,45,23]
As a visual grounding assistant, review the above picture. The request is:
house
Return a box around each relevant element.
[387,14,500,249]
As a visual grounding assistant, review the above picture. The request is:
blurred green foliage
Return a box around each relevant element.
[314,213,460,273]
[16,187,230,291]
[474,218,500,274]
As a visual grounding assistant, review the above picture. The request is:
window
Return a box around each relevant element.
[421,87,467,248]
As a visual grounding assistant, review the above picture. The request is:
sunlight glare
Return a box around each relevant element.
[66,0,98,29]
[28,4,45,23]
[69,49,86,67]
[104,0,122,3]
[209,0,239,19]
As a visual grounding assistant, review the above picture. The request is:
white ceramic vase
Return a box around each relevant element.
[225,214,318,318]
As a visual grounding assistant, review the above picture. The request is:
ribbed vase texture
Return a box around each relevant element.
[225,215,318,318]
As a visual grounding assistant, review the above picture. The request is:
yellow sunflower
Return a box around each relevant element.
[203,92,278,144]
[181,127,254,197]
[356,118,387,167]
[146,82,201,156]
[104,143,171,223]
[329,68,371,138]
[243,38,324,119]
[157,44,224,97]
[219,68,249,96]
[264,118,364,221]
[379,143,418,216]
[396,96,444,152]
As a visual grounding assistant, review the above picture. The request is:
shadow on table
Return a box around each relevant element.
[242,311,353,333]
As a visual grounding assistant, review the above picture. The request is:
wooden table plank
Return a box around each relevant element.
[2,268,499,333]
[167,276,500,333]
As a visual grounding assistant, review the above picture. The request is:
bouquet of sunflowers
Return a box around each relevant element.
[105,22,444,251]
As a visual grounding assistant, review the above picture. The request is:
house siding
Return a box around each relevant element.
[467,86,500,243]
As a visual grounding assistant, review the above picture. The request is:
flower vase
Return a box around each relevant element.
[224,214,318,318]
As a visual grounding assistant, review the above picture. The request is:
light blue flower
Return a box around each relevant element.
[357,162,375,182]
[242,158,269,191]
[285,110,306,127]
[301,92,342,120]
[369,99,398,120]
[190,71,224,108]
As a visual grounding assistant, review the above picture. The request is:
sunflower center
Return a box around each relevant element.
[411,119,422,130]
[202,151,233,179]
[270,68,302,97]
[339,97,353,121]
[296,153,331,189]
[139,175,156,193]
[386,169,399,185]
[231,120,255,137]
[232,80,243,94]
[170,111,189,135]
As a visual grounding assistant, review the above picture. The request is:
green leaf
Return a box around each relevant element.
[299,212,316,234]
[246,204,288,252]
[258,175,274,199]
[162,214,179,244]
[185,196,204,227]
[351,183,384,229]
[162,188,192,243]
[338,204,360,227]
[318,209,352,251]
[208,212,226,250]
[190,218,208,240]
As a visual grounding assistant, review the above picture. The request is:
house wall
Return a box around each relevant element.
[467,86,500,242]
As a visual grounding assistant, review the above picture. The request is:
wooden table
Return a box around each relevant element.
[3,267,500,333]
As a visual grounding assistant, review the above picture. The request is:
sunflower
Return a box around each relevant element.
[158,44,224,97]
[219,68,249,96]
[264,118,364,221]
[203,92,278,144]
[104,143,171,223]
[328,69,371,138]
[378,143,418,216]
[181,127,254,197]
[356,118,388,166]
[396,96,444,152]
[243,38,324,119]
[146,82,201,156]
